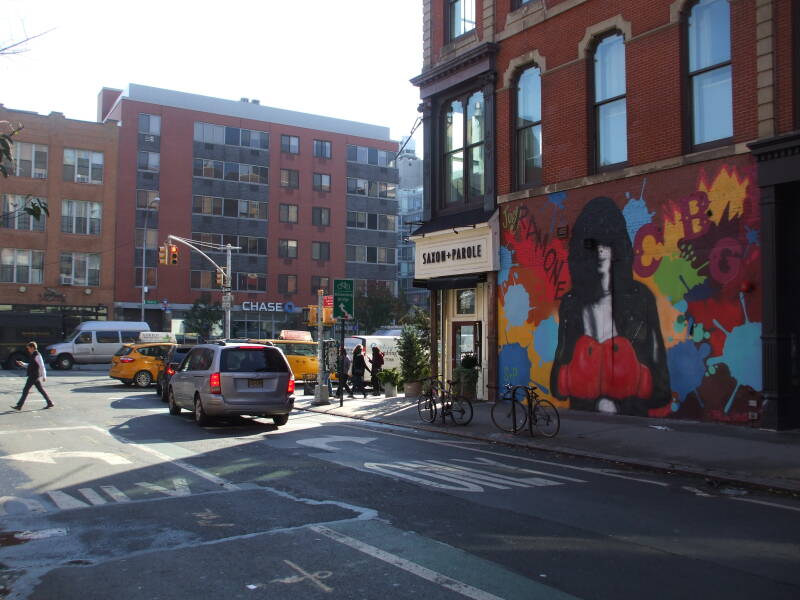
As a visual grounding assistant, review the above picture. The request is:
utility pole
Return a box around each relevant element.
[312,288,330,405]
[165,235,239,339]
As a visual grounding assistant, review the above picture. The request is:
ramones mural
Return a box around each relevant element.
[498,160,762,422]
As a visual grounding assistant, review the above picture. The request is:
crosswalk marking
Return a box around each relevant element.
[79,488,107,505]
[100,485,131,503]
[47,490,90,510]
[136,478,191,497]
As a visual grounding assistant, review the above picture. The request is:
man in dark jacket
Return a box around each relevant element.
[337,347,352,398]
[12,342,54,410]
[350,345,370,399]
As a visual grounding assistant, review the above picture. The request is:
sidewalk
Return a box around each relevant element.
[295,392,800,495]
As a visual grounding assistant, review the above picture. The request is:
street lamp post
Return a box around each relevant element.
[140,197,160,322]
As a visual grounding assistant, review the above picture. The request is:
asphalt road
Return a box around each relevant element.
[1,371,799,599]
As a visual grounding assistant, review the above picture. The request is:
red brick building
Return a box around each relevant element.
[412,0,799,428]
[99,85,398,338]
[0,104,119,357]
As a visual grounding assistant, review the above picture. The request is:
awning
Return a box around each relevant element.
[413,274,485,290]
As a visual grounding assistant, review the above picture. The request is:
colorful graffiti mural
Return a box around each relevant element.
[498,161,761,423]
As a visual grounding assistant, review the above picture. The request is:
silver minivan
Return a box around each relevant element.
[167,342,295,426]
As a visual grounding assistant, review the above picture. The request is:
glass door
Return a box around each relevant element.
[452,321,481,371]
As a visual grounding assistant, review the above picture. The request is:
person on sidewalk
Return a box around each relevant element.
[350,345,370,399]
[11,342,53,410]
[337,347,352,398]
[370,345,385,396]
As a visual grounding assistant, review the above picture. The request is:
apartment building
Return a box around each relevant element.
[412,0,799,428]
[98,85,398,338]
[0,104,118,336]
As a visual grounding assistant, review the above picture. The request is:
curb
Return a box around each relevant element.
[297,403,800,497]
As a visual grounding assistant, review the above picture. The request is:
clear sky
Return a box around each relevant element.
[2,0,424,150]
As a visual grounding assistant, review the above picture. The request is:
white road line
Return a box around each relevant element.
[79,488,107,505]
[100,485,131,503]
[730,497,800,513]
[338,423,670,487]
[15,528,67,540]
[310,525,507,600]
[136,478,191,497]
[47,491,90,510]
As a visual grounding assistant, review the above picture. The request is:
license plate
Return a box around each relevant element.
[248,379,263,388]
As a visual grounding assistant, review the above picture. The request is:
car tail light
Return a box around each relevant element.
[209,372,222,394]
[119,357,134,363]
[166,366,175,376]
[49,349,57,355]
[287,376,295,395]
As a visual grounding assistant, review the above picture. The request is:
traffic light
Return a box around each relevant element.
[168,244,179,265]
[215,269,226,288]
[305,306,318,326]
[158,245,168,265]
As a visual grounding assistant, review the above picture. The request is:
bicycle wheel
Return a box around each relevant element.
[449,396,473,425]
[491,391,527,433]
[531,399,560,437]
[417,393,437,423]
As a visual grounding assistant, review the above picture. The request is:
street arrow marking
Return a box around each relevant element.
[296,436,376,452]
[1,448,132,465]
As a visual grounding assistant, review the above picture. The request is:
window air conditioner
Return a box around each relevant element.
[60,275,73,285]
[144,135,155,143]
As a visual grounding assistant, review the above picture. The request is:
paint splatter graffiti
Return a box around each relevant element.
[498,160,761,423]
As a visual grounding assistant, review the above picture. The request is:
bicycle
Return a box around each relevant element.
[417,377,473,426]
[491,383,560,438]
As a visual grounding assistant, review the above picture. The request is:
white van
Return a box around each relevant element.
[46,321,150,370]
[343,335,401,375]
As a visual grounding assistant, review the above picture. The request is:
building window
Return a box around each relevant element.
[312,207,330,226]
[516,66,542,187]
[444,91,484,207]
[136,189,160,209]
[345,245,395,264]
[313,172,331,192]
[513,0,534,7]
[137,151,160,172]
[688,0,733,147]
[8,142,48,178]
[192,159,267,184]
[135,267,157,288]
[279,204,299,223]
[313,140,332,158]
[192,195,267,220]
[593,33,627,168]
[0,248,44,284]
[63,148,104,184]
[311,241,330,261]
[311,276,330,293]
[280,168,299,188]
[191,270,266,291]
[190,232,266,255]
[62,199,102,235]
[347,211,396,231]
[1,195,46,232]
[138,114,161,135]
[60,252,100,286]
[278,274,297,294]
[278,239,298,258]
[281,135,299,154]
[456,288,476,314]
[448,0,476,40]
[135,228,159,249]
[346,145,395,167]
[194,122,269,148]
[346,178,397,198]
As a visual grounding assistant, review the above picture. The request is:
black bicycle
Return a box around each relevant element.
[491,383,560,437]
[417,377,473,426]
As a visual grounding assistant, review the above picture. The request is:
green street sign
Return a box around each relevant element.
[145,300,159,304]
[333,278,354,320]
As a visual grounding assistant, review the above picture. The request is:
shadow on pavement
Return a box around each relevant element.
[110,412,278,443]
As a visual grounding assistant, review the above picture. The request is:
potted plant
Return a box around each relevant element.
[398,325,430,398]
[376,367,402,397]
[454,354,480,400]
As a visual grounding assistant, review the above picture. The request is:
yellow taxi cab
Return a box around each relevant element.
[109,342,175,388]
[268,340,318,380]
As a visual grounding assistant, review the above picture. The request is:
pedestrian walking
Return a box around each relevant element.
[11,341,53,410]
[337,347,352,397]
[370,345,385,396]
[349,345,370,399]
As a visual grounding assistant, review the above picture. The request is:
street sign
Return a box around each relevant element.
[221,293,232,310]
[145,299,159,304]
[333,279,354,320]
[323,295,333,308]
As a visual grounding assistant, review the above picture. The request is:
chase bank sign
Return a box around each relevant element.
[241,301,301,313]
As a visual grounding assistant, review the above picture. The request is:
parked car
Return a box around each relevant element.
[109,342,175,387]
[167,342,295,426]
[47,321,150,370]
[157,344,195,401]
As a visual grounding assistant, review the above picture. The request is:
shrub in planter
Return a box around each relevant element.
[376,368,402,387]
[398,325,430,397]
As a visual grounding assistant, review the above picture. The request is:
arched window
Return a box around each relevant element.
[444,91,485,207]
[687,0,732,147]
[593,33,627,168]
[516,66,542,187]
